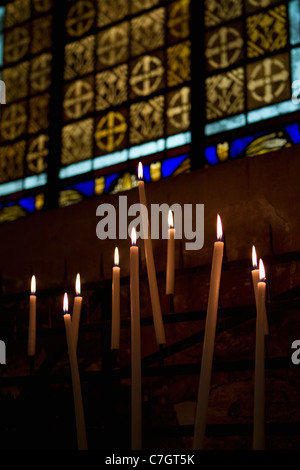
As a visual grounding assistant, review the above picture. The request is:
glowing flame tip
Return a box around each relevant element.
[131,227,137,246]
[31,275,36,295]
[217,214,223,241]
[75,273,81,296]
[138,161,143,180]
[114,247,119,266]
[63,292,69,314]
[168,210,174,229]
[259,259,266,281]
[252,245,257,269]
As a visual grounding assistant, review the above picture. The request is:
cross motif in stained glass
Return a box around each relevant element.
[27,134,49,174]
[94,111,128,153]
[4,26,30,64]
[167,0,190,43]
[205,24,244,70]
[65,0,95,38]
[30,53,52,94]
[206,67,245,120]
[166,86,191,135]
[63,78,94,121]
[97,22,129,70]
[246,53,290,109]
[0,102,27,141]
[129,54,165,98]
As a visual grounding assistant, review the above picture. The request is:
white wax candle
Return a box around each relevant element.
[166,210,175,295]
[63,293,88,450]
[193,215,224,450]
[251,246,269,335]
[253,259,266,450]
[72,273,82,352]
[28,275,36,357]
[138,162,166,345]
[130,228,142,450]
[111,247,120,350]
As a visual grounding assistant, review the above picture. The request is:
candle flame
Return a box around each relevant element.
[114,247,119,266]
[168,210,174,229]
[75,273,81,296]
[138,161,143,180]
[131,227,137,246]
[252,245,257,270]
[259,259,266,281]
[31,275,36,295]
[63,292,69,314]
[217,214,223,241]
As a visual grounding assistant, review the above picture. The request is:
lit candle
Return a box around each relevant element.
[130,228,142,450]
[138,162,166,345]
[111,247,120,350]
[251,246,269,335]
[166,210,175,295]
[253,259,266,450]
[193,214,224,450]
[72,273,82,351]
[63,293,88,450]
[28,275,37,357]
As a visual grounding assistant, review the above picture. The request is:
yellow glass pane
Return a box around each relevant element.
[130,96,164,144]
[167,40,191,86]
[131,8,165,57]
[206,68,245,120]
[247,5,288,58]
[204,0,242,27]
[62,118,93,164]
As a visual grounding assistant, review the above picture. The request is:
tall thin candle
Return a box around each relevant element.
[111,247,120,350]
[193,214,224,450]
[138,162,166,345]
[251,246,269,335]
[63,293,88,450]
[28,275,37,357]
[166,210,175,295]
[253,259,266,450]
[72,273,82,351]
[130,228,142,450]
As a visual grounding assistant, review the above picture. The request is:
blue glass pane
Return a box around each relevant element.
[24,173,47,189]
[289,0,300,45]
[19,197,36,213]
[205,114,246,136]
[105,173,118,193]
[0,180,23,196]
[285,123,300,143]
[247,100,300,124]
[230,136,255,158]
[59,160,92,179]
[93,149,128,170]
[129,139,165,160]
[143,165,151,182]
[166,132,191,149]
[204,146,218,165]
[161,155,187,177]
[71,180,95,197]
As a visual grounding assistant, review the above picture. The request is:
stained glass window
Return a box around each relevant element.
[1,0,299,221]
[203,0,300,165]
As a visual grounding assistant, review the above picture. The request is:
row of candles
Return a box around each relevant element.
[26,162,268,451]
